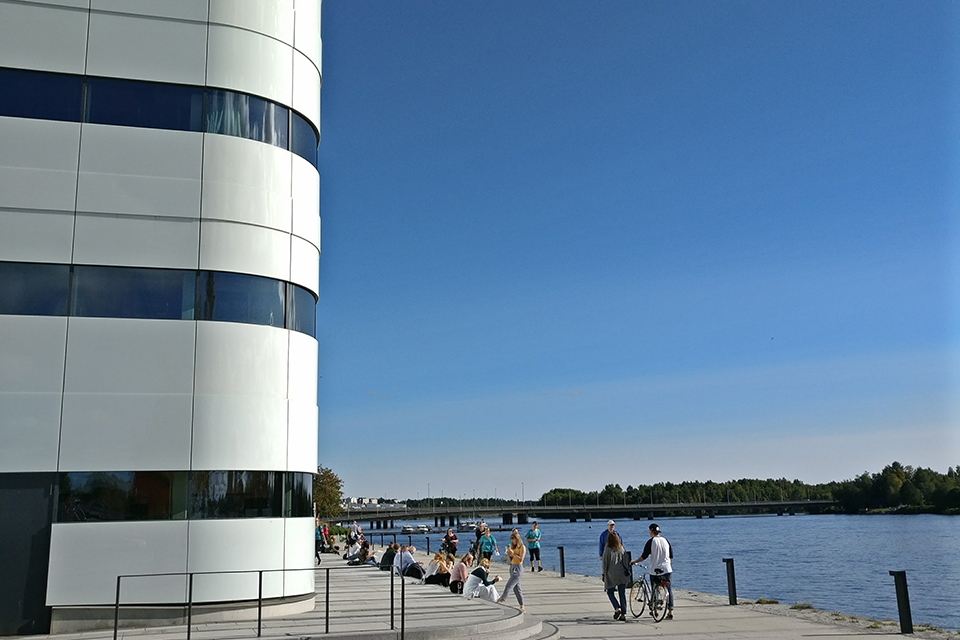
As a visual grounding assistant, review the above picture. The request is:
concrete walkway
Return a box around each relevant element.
[16,550,953,640]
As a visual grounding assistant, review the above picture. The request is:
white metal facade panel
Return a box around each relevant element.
[0,117,80,212]
[191,396,288,471]
[286,402,317,473]
[90,0,208,21]
[73,214,200,269]
[77,125,203,219]
[86,12,207,85]
[201,135,292,232]
[62,319,196,395]
[291,157,320,248]
[206,25,293,105]
[287,332,317,403]
[209,0,295,44]
[0,316,67,472]
[0,210,75,263]
[186,519,286,601]
[290,235,320,294]
[282,518,315,596]
[198,220,292,282]
[193,323,288,399]
[292,51,320,131]
[47,522,190,606]
[0,1,89,74]
[59,319,196,470]
[293,0,321,72]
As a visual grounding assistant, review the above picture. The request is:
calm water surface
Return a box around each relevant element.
[395,513,959,630]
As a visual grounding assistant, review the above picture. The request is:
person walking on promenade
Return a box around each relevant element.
[601,529,631,621]
[632,523,674,620]
[598,520,622,562]
[442,527,459,555]
[478,524,499,562]
[497,529,526,611]
[524,521,542,571]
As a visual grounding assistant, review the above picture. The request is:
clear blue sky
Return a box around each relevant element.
[317,0,960,501]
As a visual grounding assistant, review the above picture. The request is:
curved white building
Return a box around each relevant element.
[0,1,321,634]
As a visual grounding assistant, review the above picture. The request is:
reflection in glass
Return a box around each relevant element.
[198,271,285,328]
[0,262,70,316]
[72,266,195,319]
[0,67,83,122]
[287,285,317,337]
[58,471,187,522]
[190,471,283,519]
[206,89,288,148]
[290,111,319,168]
[284,472,313,517]
[86,77,203,131]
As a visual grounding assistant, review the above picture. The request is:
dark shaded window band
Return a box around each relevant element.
[0,66,319,168]
[0,262,316,338]
[57,471,314,522]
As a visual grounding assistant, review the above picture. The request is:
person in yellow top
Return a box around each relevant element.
[497,529,526,610]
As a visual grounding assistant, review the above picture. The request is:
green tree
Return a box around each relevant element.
[313,465,343,518]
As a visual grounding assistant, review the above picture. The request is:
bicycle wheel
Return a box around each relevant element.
[650,582,669,622]
[629,579,648,617]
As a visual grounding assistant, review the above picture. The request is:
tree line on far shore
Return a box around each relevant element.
[539,462,960,515]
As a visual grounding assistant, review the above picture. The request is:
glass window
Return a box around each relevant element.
[290,111,319,168]
[72,266,195,320]
[287,284,317,337]
[0,262,70,316]
[206,89,288,149]
[197,271,285,328]
[85,77,203,131]
[190,471,282,519]
[284,472,313,517]
[57,471,187,522]
[0,67,83,122]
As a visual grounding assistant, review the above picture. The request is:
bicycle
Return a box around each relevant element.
[629,564,670,621]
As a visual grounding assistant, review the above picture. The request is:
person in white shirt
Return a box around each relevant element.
[632,523,674,620]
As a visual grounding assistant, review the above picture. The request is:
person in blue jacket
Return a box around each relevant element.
[598,520,623,561]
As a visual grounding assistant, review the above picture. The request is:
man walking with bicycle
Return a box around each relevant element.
[632,523,674,620]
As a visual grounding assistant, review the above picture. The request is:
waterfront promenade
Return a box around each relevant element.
[13,550,953,640]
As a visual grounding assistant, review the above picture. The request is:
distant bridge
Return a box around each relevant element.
[341,499,838,529]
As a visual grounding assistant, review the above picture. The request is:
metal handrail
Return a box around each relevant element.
[113,563,411,640]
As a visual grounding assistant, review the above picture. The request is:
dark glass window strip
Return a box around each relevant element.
[0,262,316,337]
[0,66,318,168]
[57,471,312,522]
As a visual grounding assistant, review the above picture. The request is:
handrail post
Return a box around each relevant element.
[722,558,737,605]
[390,565,395,630]
[889,570,913,634]
[257,570,263,637]
[400,568,406,640]
[557,546,565,577]
[325,567,330,634]
[186,573,194,640]
[113,576,121,640]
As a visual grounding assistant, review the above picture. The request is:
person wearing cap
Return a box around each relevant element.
[632,523,674,620]
[598,520,623,558]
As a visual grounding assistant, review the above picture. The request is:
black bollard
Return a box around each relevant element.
[888,570,913,634]
[626,551,633,582]
[722,558,737,605]
[558,546,565,578]
[426,536,430,554]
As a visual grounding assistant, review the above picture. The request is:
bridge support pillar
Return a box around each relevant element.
[434,517,439,527]
[696,510,702,519]
[788,510,795,516]
[569,517,577,522]
[502,513,513,525]
[709,511,715,518]
[584,513,592,522]
[777,509,784,516]
[370,521,375,529]
[517,512,528,524]
[633,514,640,520]
[648,512,654,520]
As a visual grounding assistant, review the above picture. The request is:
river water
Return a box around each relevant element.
[392,513,959,630]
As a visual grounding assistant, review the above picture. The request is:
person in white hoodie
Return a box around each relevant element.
[632,523,674,620]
